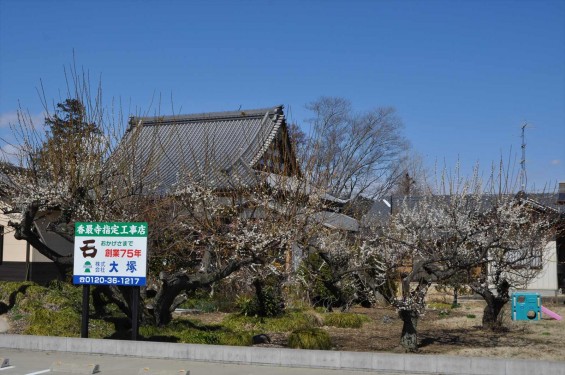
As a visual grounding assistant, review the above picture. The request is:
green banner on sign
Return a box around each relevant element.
[75,222,148,237]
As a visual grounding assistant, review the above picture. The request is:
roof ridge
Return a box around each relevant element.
[129,105,283,126]
[249,111,285,167]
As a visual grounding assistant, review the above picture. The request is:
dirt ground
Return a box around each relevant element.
[335,300,565,361]
[192,297,565,361]
[4,290,563,361]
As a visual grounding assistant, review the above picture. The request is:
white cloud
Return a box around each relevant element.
[0,112,19,128]
[0,111,45,128]
[1,144,19,160]
[550,159,561,166]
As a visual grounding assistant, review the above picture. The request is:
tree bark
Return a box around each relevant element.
[399,309,419,352]
[91,285,153,326]
[317,252,351,309]
[9,201,73,279]
[452,289,459,308]
[472,280,510,330]
[151,257,255,326]
[482,297,508,330]
[253,279,267,317]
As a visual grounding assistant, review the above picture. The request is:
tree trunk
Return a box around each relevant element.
[91,285,153,326]
[10,202,73,279]
[399,309,419,352]
[482,297,507,330]
[473,280,510,330]
[150,280,191,327]
[151,256,255,326]
[253,279,267,317]
[317,252,350,309]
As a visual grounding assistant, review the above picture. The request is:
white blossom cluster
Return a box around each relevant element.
[359,187,555,317]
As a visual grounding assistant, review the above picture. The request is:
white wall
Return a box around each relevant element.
[525,241,558,291]
[0,214,51,263]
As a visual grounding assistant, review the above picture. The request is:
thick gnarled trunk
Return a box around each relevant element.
[399,309,419,352]
[472,279,510,330]
[482,297,508,330]
[9,202,73,279]
[150,257,255,326]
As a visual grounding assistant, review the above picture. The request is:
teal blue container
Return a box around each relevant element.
[511,292,541,321]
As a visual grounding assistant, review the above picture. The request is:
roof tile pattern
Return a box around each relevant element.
[124,106,285,193]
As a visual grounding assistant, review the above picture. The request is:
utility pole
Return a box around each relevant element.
[520,123,527,192]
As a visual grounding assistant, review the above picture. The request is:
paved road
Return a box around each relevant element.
[0,348,410,375]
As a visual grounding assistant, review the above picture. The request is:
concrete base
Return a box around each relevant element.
[50,360,100,374]
[0,316,9,334]
[0,334,563,375]
[138,369,189,375]
[0,358,9,368]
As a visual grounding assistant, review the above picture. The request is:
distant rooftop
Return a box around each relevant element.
[558,182,565,205]
[362,192,565,227]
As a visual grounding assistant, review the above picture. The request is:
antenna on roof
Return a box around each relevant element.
[520,123,528,192]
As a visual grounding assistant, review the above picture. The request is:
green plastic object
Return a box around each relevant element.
[511,292,541,321]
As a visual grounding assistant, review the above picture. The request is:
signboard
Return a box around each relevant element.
[73,222,148,286]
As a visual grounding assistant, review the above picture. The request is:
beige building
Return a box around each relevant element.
[0,212,58,283]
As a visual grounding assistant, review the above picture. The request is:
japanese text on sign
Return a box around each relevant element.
[73,222,148,286]
[75,223,147,237]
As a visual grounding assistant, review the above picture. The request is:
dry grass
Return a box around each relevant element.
[3,281,564,360]
[426,301,565,361]
[176,298,565,360]
[322,300,565,361]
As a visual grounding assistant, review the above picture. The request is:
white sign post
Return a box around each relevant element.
[73,222,148,339]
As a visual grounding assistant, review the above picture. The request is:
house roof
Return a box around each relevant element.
[264,172,349,205]
[557,182,565,205]
[124,106,287,193]
[362,192,564,227]
[310,211,360,232]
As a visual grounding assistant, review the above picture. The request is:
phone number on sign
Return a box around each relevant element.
[73,276,145,285]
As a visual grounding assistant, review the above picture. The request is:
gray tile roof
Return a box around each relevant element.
[264,172,349,205]
[362,193,564,227]
[124,106,287,194]
[310,211,360,232]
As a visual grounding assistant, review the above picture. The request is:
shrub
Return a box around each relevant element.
[288,328,332,350]
[235,295,255,316]
[236,277,284,317]
[0,281,35,304]
[24,308,81,336]
[323,312,370,328]
[428,302,452,310]
[438,309,450,318]
[223,310,321,332]
[218,332,254,346]
[297,253,357,310]
[140,319,253,346]
[186,299,220,313]
[179,284,239,313]
[8,282,114,338]
[177,330,221,345]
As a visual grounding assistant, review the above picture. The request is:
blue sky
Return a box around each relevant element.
[1,0,563,191]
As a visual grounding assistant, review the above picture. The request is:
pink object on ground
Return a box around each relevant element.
[541,306,563,321]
